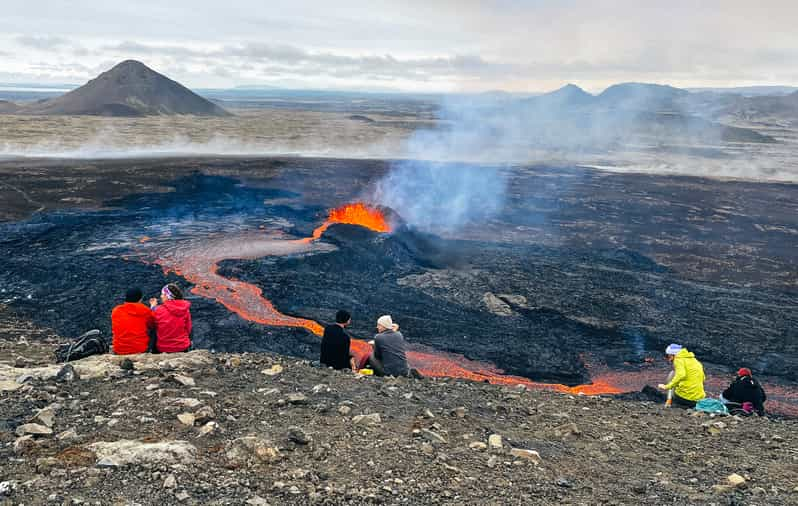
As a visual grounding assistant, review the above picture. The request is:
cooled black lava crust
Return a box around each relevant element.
[0,157,796,385]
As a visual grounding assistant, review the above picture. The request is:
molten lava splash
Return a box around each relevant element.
[304,202,391,243]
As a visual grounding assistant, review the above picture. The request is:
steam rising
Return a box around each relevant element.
[373,96,515,233]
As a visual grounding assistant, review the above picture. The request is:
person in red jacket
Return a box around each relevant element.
[111,288,155,355]
[149,284,192,353]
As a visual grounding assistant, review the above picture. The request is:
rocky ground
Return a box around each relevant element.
[2,334,797,506]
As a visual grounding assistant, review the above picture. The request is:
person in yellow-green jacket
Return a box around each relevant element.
[658,343,706,408]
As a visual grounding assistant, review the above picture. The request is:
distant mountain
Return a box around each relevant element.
[596,83,688,111]
[534,84,594,108]
[9,60,230,117]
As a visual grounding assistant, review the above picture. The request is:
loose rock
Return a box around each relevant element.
[510,448,542,465]
[261,364,283,376]
[16,423,53,436]
[352,413,382,425]
[488,434,503,449]
[287,426,312,445]
[88,440,197,467]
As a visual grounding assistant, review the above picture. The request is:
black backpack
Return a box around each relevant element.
[54,329,110,363]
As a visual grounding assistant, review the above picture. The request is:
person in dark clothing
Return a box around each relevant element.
[367,315,409,377]
[721,368,767,416]
[320,310,357,371]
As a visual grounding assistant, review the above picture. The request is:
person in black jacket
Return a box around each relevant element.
[320,310,357,371]
[721,368,767,415]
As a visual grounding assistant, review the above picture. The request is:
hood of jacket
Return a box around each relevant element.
[675,348,695,359]
[163,299,191,317]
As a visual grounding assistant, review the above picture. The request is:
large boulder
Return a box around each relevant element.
[88,440,197,467]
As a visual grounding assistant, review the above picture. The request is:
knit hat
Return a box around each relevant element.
[665,343,683,355]
[377,315,398,331]
[737,367,752,377]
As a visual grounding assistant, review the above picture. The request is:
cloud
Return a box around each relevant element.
[15,35,69,50]
[3,1,798,90]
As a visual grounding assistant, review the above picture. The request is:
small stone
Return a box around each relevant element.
[261,364,283,376]
[488,434,503,450]
[172,374,195,387]
[246,497,270,506]
[226,437,281,465]
[452,407,467,418]
[287,426,312,445]
[727,473,746,488]
[16,423,53,436]
[420,443,435,455]
[227,356,241,368]
[338,405,352,415]
[487,456,498,468]
[177,413,196,426]
[198,421,219,436]
[420,429,447,444]
[119,359,134,371]
[554,423,581,439]
[311,384,329,394]
[287,393,308,405]
[194,406,216,423]
[175,398,202,408]
[0,480,17,497]
[712,421,727,429]
[55,364,79,382]
[175,490,190,502]
[422,409,435,419]
[13,435,35,454]
[556,478,572,488]
[56,429,78,441]
[469,442,487,451]
[96,457,121,468]
[352,413,382,425]
[163,474,177,489]
[33,406,56,427]
[510,448,542,465]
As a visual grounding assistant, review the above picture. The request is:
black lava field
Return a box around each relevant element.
[1,157,796,411]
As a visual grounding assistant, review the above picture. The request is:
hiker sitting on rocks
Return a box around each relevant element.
[721,368,767,416]
[367,315,409,377]
[149,284,192,353]
[320,310,358,371]
[658,343,705,408]
[111,287,155,355]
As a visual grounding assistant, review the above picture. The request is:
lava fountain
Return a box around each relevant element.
[303,202,391,243]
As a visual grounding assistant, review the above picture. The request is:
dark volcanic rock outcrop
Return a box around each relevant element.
[15,60,230,117]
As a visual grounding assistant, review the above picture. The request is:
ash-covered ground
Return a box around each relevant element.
[0,157,797,405]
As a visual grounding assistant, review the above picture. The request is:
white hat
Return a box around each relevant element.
[665,343,683,355]
[377,315,398,331]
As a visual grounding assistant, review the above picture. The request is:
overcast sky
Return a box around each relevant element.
[3,0,797,92]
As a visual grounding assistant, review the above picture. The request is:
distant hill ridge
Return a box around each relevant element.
[7,60,230,117]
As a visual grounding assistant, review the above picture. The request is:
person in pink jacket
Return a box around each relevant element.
[149,284,192,353]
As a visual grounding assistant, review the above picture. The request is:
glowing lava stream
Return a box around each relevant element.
[153,202,623,395]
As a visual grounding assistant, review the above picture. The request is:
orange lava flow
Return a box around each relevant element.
[145,203,629,398]
[303,202,391,243]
